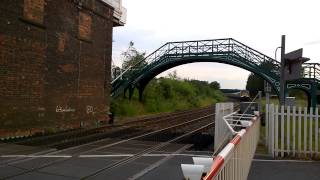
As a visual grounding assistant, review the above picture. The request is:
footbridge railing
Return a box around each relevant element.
[111,38,282,97]
[180,102,261,180]
[112,38,280,83]
[302,63,320,82]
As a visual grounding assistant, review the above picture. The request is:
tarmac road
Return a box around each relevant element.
[248,159,320,180]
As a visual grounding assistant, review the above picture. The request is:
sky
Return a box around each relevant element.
[112,0,320,89]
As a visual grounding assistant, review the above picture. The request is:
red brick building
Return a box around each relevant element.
[0,0,126,137]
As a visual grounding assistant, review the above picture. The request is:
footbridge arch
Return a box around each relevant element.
[111,38,320,107]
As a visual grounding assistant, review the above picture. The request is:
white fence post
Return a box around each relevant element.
[316,108,319,158]
[304,107,307,157]
[265,104,269,151]
[275,105,279,158]
[270,104,274,157]
[298,107,302,156]
[280,105,284,157]
[214,103,234,151]
[309,107,313,157]
[287,106,291,156]
[292,106,296,157]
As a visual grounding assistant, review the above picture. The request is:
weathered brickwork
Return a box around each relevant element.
[79,12,92,41]
[23,0,45,24]
[0,0,114,137]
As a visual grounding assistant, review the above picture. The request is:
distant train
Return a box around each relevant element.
[224,90,250,101]
[239,90,250,101]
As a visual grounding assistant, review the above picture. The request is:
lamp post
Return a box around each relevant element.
[264,46,282,107]
[275,46,281,60]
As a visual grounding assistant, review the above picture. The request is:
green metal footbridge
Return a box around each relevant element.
[111,38,320,107]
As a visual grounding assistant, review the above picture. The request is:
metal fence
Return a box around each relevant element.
[180,102,260,180]
[204,115,260,180]
[266,104,320,158]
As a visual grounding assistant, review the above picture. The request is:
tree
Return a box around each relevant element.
[121,41,146,71]
[209,81,220,90]
[246,73,264,95]
[168,70,178,80]
[111,64,121,80]
[246,61,275,95]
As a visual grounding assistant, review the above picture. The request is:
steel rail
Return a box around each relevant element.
[0,107,212,167]
[2,113,215,179]
[2,106,211,146]
[81,118,215,179]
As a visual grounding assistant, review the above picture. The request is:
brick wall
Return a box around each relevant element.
[0,0,114,137]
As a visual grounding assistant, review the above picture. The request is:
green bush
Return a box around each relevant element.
[112,78,226,118]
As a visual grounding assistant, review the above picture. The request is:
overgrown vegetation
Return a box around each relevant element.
[246,61,275,95]
[112,42,225,118]
[112,76,225,117]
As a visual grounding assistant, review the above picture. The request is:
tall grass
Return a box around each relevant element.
[112,78,225,118]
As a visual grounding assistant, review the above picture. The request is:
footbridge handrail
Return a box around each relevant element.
[111,38,285,97]
[112,38,280,84]
[302,63,320,81]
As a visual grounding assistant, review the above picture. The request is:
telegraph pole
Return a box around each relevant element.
[280,35,286,106]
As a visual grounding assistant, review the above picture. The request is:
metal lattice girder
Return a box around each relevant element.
[111,38,319,98]
[302,63,320,82]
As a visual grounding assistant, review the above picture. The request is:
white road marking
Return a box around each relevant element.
[1,154,212,158]
[79,154,211,158]
[128,144,193,180]
[1,155,72,158]
[79,154,134,158]
[143,154,212,158]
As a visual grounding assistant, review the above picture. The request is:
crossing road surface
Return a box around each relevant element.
[0,142,211,180]
[248,159,320,180]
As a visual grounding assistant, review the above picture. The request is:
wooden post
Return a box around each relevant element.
[304,107,307,157]
[281,105,285,157]
[287,106,291,156]
[275,105,279,158]
[309,107,313,157]
[315,108,319,158]
[266,104,269,149]
[292,106,296,157]
[298,107,302,157]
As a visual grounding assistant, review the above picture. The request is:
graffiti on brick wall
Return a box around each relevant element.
[86,105,94,114]
[56,106,75,113]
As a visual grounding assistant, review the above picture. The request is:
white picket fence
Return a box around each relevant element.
[266,104,320,158]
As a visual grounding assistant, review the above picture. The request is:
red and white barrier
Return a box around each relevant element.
[181,113,260,180]
[204,116,260,180]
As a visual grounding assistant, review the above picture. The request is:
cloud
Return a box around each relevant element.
[157,63,250,89]
[305,40,320,46]
[114,0,320,88]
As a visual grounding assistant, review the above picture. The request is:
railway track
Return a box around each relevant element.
[0,106,213,150]
[82,116,214,179]
[0,106,214,164]
[1,112,215,179]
